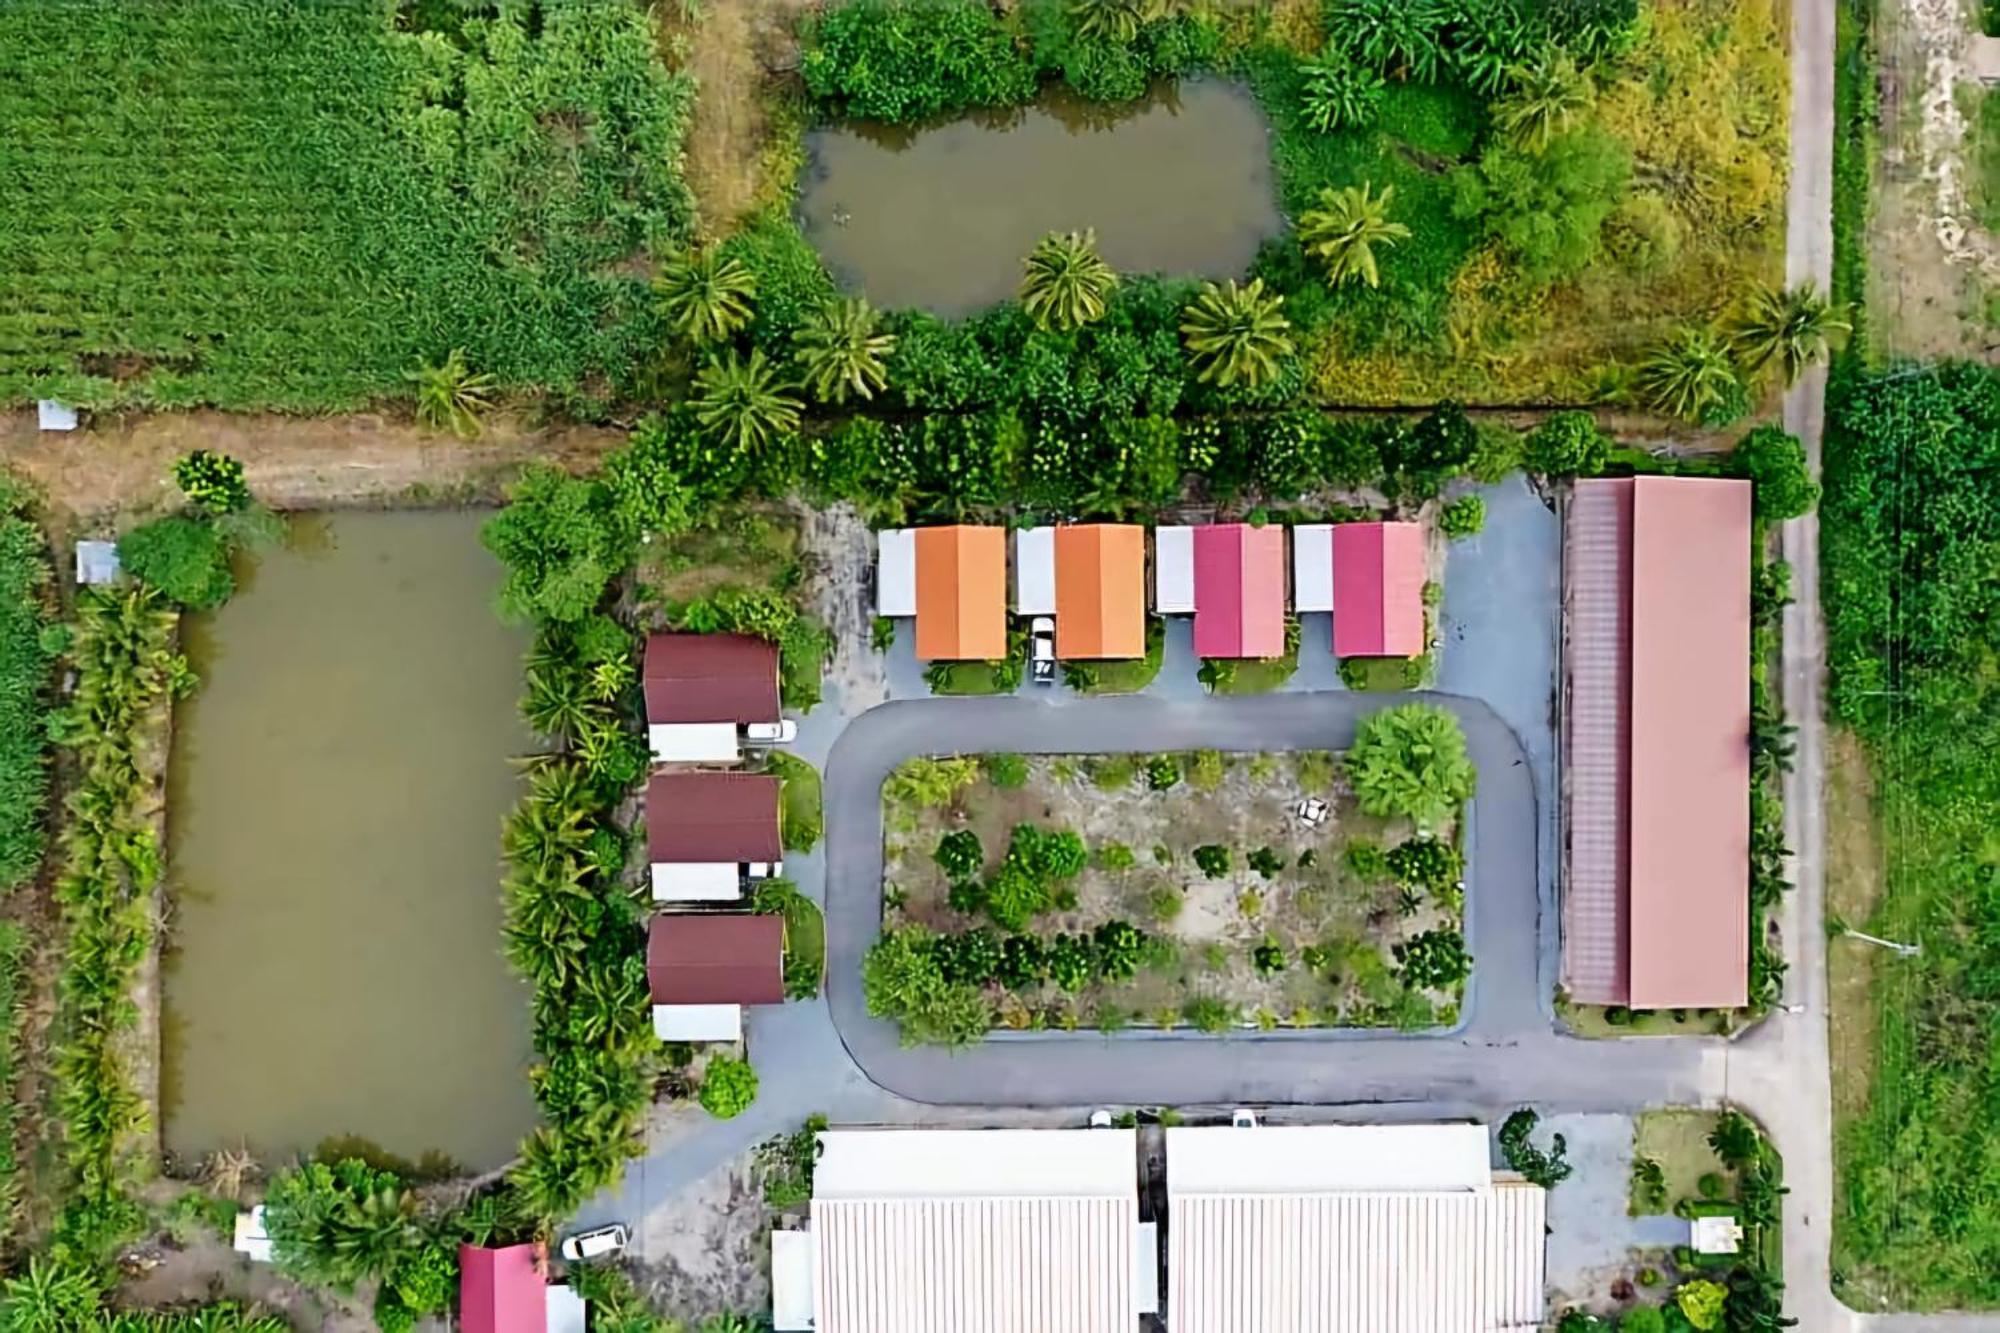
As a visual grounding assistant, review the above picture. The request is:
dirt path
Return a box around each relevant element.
[0,409,622,529]
[666,0,815,236]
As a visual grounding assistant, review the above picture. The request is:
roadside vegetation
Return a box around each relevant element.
[0,478,56,894]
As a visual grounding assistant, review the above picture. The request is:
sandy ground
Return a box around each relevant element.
[664,0,815,235]
[621,1137,773,1324]
[115,1233,383,1333]
[1869,0,2000,358]
[0,408,621,532]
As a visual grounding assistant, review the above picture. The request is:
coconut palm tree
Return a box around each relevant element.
[1727,281,1850,385]
[1491,53,1592,153]
[407,349,496,439]
[522,662,591,740]
[1296,183,1410,289]
[1638,325,1740,421]
[691,348,803,454]
[1019,230,1118,332]
[1068,0,1188,41]
[791,297,896,404]
[1179,279,1296,391]
[654,249,757,347]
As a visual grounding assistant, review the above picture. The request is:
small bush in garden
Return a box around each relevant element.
[1137,934,1179,973]
[1152,1004,1182,1029]
[1293,749,1337,788]
[1499,1109,1574,1189]
[1147,886,1183,924]
[1183,995,1237,1033]
[997,934,1046,989]
[983,862,1046,931]
[1632,1156,1668,1211]
[1297,848,1317,868]
[947,877,987,914]
[1090,755,1134,789]
[870,616,896,652]
[937,928,1002,986]
[1192,844,1231,878]
[1247,846,1285,879]
[1524,410,1611,477]
[1344,703,1477,831]
[1674,1279,1727,1331]
[1299,47,1385,133]
[1620,1307,1666,1333]
[1152,844,1173,865]
[933,829,984,882]
[1052,884,1079,911]
[1015,825,1085,880]
[173,450,251,514]
[1393,929,1471,989]
[118,515,235,609]
[886,756,980,808]
[983,752,1029,788]
[1145,754,1181,790]
[1343,838,1392,882]
[1604,1004,1633,1026]
[1252,940,1287,976]
[1236,888,1263,918]
[1696,1171,1727,1200]
[1396,886,1423,917]
[1387,837,1463,891]
[699,1056,759,1119]
[1440,494,1486,540]
[1300,945,1332,975]
[1636,1266,1662,1289]
[1422,579,1444,607]
[1047,933,1095,992]
[1092,920,1145,982]
[1095,841,1136,872]
[1187,749,1226,791]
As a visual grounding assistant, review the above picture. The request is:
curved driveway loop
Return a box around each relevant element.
[823,691,1717,1109]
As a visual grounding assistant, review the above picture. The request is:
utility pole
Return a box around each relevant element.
[1844,928,1920,958]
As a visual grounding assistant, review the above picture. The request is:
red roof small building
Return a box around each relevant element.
[647,914,786,1006]
[646,773,782,864]
[1330,522,1426,658]
[460,1243,546,1333]
[1191,524,1287,659]
[643,634,779,724]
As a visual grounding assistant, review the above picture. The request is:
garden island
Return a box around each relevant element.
[0,0,1988,1331]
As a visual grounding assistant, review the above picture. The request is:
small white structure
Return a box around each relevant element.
[652,1002,744,1042]
[232,1205,273,1263]
[1692,1213,1745,1255]
[1153,525,1196,613]
[875,528,917,617]
[37,400,78,432]
[1014,525,1056,614]
[771,1230,816,1331]
[804,1129,1151,1333]
[650,861,748,902]
[647,721,740,764]
[545,1284,588,1333]
[74,540,120,586]
[1292,522,1336,613]
[1166,1124,1546,1333]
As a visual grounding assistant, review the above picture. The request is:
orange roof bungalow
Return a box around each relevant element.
[1053,524,1146,659]
[874,526,1007,661]
[1563,476,1752,1011]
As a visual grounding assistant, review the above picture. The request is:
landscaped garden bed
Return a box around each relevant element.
[865,706,1477,1043]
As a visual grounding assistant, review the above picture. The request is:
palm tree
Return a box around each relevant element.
[1727,282,1850,385]
[791,297,896,404]
[1637,325,1739,421]
[522,662,590,740]
[1296,183,1410,289]
[1707,1109,1762,1168]
[1491,53,1592,153]
[407,349,495,439]
[1,1255,102,1331]
[655,249,757,347]
[1019,230,1118,332]
[691,348,803,454]
[1179,278,1296,391]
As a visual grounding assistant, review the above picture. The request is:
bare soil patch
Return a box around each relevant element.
[664,0,815,235]
[884,752,1465,1030]
[1825,729,1885,1138]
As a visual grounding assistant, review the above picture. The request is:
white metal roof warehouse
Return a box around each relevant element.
[799,1129,1150,1333]
[1165,1125,1546,1333]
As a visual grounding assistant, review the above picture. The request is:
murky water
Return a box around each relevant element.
[797,80,1282,316]
[162,511,536,1172]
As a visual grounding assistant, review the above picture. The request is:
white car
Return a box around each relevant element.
[746,860,782,880]
[745,719,797,744]
[1030,617,1057,686]
[1231,1108,1261,1129]
[560,1222,629,1262]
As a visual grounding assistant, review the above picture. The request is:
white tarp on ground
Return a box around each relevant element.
[648,721,740,764]
[1154,525,1195,613]
[652,1003,742,1042]
[809,1129,1140,1333]
[772,1231,815,1331]
[545,1284,588,1333]
[1014,526,1056,614]
[1293,523,1335,612]
[650,861,742,901]
[232,1206,273,1262]
[876,528,916,616]
[37,400,77,432]
[74,540,120,586]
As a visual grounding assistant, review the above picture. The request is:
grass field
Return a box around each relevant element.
[0,1,694,412]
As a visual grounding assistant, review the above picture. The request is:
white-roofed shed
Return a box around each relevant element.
[650,861,744,902]
[1154,525,1195,613]
[1292,522,1335,613]
[875,528,916,617]
[648,721,740,764]
[771,1231,815,1331]
[651,1003,742,1042]
[1014,526,1056,614]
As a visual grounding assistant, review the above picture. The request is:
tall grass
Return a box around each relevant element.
[0,2,694,413]
[0,921,31,1238]
[0,479,56,893]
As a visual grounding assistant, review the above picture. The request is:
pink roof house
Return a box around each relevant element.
[1330,522,1426,658]
[460,1244,547,1333]
[1191,524,1287,659]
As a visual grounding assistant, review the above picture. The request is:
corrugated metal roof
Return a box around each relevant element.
[1016,527,1057,614]
[877,529,917,616]
[1155,526,1196,614]
[646,913,784,1005]
[1167,1187,1546,1333]
[915,526,1007,661]
[645,773,781,863]
[1293,523,1335,613]
[1627,477,1751,1009]
[1192,524,1285,659]
[816,1129,1136,1199]
[643,634,780,725]
[1563,479,1634,1005]
[1165,1125,1490,1194]
[1055,525,1146,659]
[1331,522,1425,657]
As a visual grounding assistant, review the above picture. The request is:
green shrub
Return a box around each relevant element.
[173,450,251,514]
[1619,1308,1666,1333]
[1697,1171,1726,1200]
[885,756,979,807]
[1252,940,1287,976]
[983,752,1030,788]
[0,487,55,895]
[1182,995,1237,1033]
[1187,749,1225,791]
[1092,920,1144,981]
[1342,838,1392,882]
[1090,754,1135,789]
[1394,929,1470,990]
[119,515,235,609]
[768,752,823,852]
[1094,842,1136,871]
[1439,494,1485,539]
[1498,1109,1573,1189]
[1524,410,1611,476]
[1674,1278,1727,1330]
[1247,847,1286,879]
[1144,754,1181,790]
[1386,837,1463,891]
[799,0,1037,123]
[1047,932,1096,992]
[933,830,984,883]
[936,928,1002,986]
[1727,423,1820,521]
[1192,844,1231,879]
[1344,703,1476,831]
[1146,886,1184,924]
[1449,126,1632,284]
[699,1056,759,1120]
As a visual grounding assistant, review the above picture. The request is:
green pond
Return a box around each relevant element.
[162,510,536,1172]
[797,79,1282,316]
